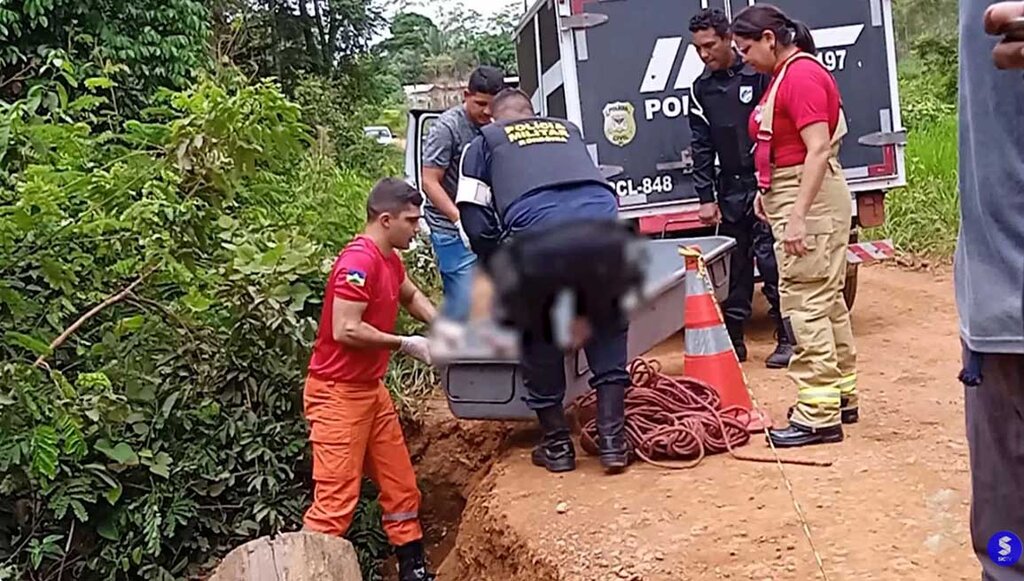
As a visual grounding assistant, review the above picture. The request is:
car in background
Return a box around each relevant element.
[363,125,395,145]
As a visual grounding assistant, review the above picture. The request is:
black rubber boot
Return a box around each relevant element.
[596,384,631,474]
[396,540,436,581]
[726,322,748,362]
[767,422,844,448]
[765,328,793,369]
[530,405,576,473]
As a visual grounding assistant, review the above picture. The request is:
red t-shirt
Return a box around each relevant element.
[748,56,842,168]
[307,235,405,383]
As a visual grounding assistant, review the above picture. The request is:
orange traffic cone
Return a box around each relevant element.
[679,245,770,433]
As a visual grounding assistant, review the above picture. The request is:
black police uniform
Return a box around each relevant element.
[476,119,643,331]
[689,52,790,366]
[455,117,644,474]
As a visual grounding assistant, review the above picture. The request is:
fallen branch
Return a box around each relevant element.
[0,63,34,90]
[34,264,160,368]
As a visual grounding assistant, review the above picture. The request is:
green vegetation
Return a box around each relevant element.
[0,0,520,575]
[0,64,435,581]
[871,32,960,257]
[876,105,958,256]
[0,1,965,580]
[0,0,211,108]
[0,2,440,581]
[380,5,521,83]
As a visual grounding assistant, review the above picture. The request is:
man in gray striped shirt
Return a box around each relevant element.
[420,66,505,322]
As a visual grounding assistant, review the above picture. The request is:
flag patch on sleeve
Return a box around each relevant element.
[345,270,367,288]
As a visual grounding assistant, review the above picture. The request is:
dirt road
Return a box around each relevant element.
[413,264,979,581]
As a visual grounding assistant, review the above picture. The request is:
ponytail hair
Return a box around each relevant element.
[789,19,816,53]
[731,4,816,53]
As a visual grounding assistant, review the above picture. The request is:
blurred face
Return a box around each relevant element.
[692,28,734,71]
[464,91,495,126]
[381,204,422,250]
[735,30,779,74]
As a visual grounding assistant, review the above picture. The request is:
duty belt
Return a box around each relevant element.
[718,172,758,194]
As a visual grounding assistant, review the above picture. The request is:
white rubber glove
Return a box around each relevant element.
[399,335,432,365]
[454,220,472,250]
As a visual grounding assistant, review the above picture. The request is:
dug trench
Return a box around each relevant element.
[392,401,553,580]
[389,264,981,580]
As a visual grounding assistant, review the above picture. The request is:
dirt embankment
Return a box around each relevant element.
[405,264,980,581]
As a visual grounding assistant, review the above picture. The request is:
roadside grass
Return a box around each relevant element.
[867,113,959,257]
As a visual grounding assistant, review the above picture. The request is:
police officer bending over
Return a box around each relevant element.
[689,8,792,368]
[454,88,641,475]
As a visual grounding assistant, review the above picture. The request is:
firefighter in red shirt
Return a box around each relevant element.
[303,178,438,580]
[731,5,859,448]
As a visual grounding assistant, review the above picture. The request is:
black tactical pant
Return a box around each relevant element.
[718,190,782,335]
[963,347,1024,580]
[487,219,638,411]
[521,321,630,410]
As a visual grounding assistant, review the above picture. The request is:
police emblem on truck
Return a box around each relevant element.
[603,101,637,147]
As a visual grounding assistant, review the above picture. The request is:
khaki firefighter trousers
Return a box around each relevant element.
[761,159,858,429]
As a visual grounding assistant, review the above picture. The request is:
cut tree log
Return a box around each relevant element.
[209,531,363,581]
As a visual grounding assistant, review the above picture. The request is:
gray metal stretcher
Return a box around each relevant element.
[440,236,737,420]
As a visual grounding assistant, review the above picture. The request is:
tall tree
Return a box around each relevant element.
[380,1,522,85]
[378,12,438,82]
[221,0,387,88]
[462,2,520,76]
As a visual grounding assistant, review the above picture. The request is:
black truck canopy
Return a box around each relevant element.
[512,0,906,220]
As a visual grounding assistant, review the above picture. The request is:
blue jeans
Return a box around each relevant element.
[429,230,477,322]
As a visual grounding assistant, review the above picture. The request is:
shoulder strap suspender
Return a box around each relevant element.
[755,51,848,190]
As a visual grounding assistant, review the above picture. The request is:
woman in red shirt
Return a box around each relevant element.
[730,5,859,449]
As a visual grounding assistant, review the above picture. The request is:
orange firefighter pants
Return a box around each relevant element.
[302,376,423,546]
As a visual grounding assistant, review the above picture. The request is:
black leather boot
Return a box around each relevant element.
[726,322,747,362]
[396,540,436,581]
[767,422,843,448]
[765,327,793,369]
[531,405,576,473]
[839,399,860,424]
[596,384,631,474]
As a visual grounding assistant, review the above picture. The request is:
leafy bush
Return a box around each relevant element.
[870,111,959,257]
[900,72,957,134]
[292,67,404,177]
[898,32,958,134]
[0,67,435,581]
[0,0,211,108]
